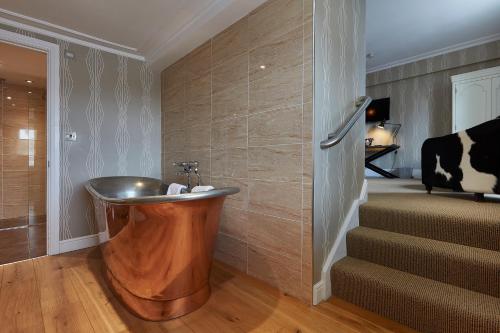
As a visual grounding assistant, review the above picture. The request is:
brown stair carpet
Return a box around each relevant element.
[332,257,500,333]
[359,193,500,251]
[347,226,500,297]
[331,192,500,333]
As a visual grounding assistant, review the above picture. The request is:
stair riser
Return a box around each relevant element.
[347,233,500,297]
[331,268,500,333]
[360,208,500,251]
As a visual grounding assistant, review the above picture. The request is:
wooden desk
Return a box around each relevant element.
[365,144,400,178]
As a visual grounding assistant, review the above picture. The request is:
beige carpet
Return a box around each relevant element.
[331,183,500,333]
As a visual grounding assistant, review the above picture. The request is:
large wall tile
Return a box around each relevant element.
[248,180,301,221]
[220,206,248,242]
[213,53,248,95]
[249,64,302,113]
[248,105,302,146]
[249,27,303,82]
[303,102,313,142]
[248,0,303,50]
[185,149,211,178]
[247,244,301,297]
[211,117,248,149]
[247,212,301,260]
[302,143,313,184]
[214,233,247,272]
[161,0,313,303]
[248,144,301,182]
[163,109,184,133]
[164,83,185,112]
[211,177,249,210]
[212,83,249,122]
[185,41,212,81]
[211,148,248,179]
[186,74,211,125]
[212,18,249,67]
[164,129,186,153]
[187,125,211,151]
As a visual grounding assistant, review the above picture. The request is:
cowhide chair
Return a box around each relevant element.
[421,117,500,200]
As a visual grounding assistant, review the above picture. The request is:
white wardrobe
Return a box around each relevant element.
[451,65,500,132]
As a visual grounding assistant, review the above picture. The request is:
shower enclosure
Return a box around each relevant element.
[0,42,47,264]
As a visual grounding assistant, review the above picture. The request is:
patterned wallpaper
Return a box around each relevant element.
[366,40,500,170]
[313,0,366,283]
[1,24,162,240]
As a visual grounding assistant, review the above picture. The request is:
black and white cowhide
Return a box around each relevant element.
[421,117,500,195]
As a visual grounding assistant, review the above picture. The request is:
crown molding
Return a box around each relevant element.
[0,8,144,60]
[147,0,233,66]
[147,0,267,70]
[367,32,500,74]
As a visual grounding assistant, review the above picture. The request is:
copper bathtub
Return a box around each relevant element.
[86,176,239,321]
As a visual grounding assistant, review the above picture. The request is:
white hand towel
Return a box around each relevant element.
[167,183,187,195]
[191,185,215,193]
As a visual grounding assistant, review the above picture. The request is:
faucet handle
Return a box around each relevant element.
[173,161,188,167]
[173,161,199,168]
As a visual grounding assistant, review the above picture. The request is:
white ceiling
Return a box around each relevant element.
[366,0,500,72]
[3,0,499,73]
[0,41,46,88]
[0,0,266,69]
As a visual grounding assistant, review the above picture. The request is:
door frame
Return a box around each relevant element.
[0,28,60,255]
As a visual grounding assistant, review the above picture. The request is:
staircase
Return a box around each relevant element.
[331,193,500,333]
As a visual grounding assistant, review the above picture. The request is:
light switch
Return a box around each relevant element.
[65,132,77,141]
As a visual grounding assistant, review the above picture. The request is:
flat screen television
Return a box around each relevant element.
[366,97,390,122]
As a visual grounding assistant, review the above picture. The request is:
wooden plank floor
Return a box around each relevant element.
[0,247,417,333]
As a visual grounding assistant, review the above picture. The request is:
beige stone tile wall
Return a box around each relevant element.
[161,0,313,303]
[0,83,46,222]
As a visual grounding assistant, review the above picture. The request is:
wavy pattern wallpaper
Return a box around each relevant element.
[0,24,162,240]
[366,40,500,170]
[114,56,130,176]
[313,0,366,283]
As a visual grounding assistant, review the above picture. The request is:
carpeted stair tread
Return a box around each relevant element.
[347,226,500,297]
[331,257,500,333]
[360,193,500,251]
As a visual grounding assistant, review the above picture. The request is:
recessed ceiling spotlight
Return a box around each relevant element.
[6,96,12,100]
[28,91,32,94]
[11,103,15,107]
[25,80,33,84]
[260,65,266,69]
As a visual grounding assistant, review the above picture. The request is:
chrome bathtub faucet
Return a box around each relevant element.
[173,161,201,190]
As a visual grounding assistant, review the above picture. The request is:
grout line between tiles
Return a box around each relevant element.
[300,0,305,296]
[246,15,250,275]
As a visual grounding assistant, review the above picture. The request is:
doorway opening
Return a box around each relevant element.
[0,41,47,263]
[0,28,60,262]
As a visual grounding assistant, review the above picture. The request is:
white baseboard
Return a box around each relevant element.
[312,179,368,305]
[59,231,108,253]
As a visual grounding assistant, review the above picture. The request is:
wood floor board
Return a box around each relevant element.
[34,255,96,333]
[212,268,362,333]
[323,299,419,333]
[0,248,415,333]
[69,261,170,333]
[0,260,46,333]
